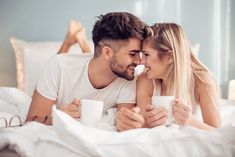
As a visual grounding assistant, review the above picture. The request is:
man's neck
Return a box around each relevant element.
[88,58,117,89]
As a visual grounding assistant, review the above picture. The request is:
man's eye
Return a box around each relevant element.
[129,53,136,56]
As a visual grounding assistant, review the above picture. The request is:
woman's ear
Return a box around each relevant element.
[101,46,113,60]
[167,50,173,64]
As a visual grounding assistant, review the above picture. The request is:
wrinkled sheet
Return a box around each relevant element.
[52,106,235,157]
[1,87,235,157]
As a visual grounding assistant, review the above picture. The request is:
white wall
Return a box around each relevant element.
[0,0,234,97]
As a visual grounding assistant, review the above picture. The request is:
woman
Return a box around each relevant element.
[137,23,221,130]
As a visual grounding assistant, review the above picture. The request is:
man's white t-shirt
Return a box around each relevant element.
[36,53,136,112]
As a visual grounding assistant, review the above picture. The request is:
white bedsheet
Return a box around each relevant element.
[52,106,235,157]
[1,87,235,157]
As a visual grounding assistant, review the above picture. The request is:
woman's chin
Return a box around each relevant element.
[146,72,154,79]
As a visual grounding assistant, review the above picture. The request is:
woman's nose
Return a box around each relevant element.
[140,54,146,65]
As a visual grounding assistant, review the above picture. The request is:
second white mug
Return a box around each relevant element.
[151,96,174,126]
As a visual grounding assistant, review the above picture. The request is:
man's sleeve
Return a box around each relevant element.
[116,79,136,104]
[36,56,61,100]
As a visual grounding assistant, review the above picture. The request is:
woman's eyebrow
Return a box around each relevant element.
[142,51,150,54]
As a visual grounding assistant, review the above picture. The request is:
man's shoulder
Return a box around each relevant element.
[55,53,93,66]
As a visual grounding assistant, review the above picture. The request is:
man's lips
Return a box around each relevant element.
[128,65,136,71]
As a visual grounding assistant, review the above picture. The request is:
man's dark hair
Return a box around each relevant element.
[92,12,147,56]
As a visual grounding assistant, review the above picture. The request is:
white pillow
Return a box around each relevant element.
[10,37,93,97]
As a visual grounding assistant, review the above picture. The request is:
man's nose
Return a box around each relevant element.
[133,53,141,65]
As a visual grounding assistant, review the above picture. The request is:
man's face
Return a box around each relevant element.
[110,38,142,80]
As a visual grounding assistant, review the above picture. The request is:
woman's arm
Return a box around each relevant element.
[193,76,221,129]
[137,73,168,127]
[174,75,221,130]
[136,72,153,116]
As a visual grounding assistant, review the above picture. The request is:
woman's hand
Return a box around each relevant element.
[145,105,168,128]
[173,97,193,126]
[116,107,145,131]
[58,98,81,118]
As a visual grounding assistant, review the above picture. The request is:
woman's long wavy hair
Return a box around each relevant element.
[145,23,218,110]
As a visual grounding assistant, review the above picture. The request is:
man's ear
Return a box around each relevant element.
[101,46,114,60]
[167,50,173,64]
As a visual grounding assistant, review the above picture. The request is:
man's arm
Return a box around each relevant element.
[26,90,55,125]
[26,90,81,125]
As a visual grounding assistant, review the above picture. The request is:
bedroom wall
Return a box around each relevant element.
[0,0,234,98]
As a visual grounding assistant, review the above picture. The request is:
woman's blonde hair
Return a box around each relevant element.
[145,23,218,109]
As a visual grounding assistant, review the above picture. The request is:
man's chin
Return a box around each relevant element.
[113,70,135,81]
[125,76,134,81]
[119,73,134,81]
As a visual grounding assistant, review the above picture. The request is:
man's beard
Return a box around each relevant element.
[110,57,136,81]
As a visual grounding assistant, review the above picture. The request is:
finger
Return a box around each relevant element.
[116,115,136,131]
[69,111,80,118]
[174,98,188,109]
[117,111,133,126]
[132,107,140,113]
[123,108,145,124]
[62,110,80,118]
[72,99,80,106]
[173,97,184,105]
[145,107,167,119]
[174,116,184,125]
[174,103,191,114]
[145,105,154,111]
[68,103,79,111]
[116,121,129,132]
[174,112,185,121]
[59,104,71,110]
[147,110,167,124]
[119,109,144,127]
[148,116,167,128]
[173,105,186,116]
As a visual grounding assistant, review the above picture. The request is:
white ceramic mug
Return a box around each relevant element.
[80,99,104,127]
[151,96,174,126]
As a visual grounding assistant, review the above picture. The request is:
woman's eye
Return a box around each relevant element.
[144,53,149,56]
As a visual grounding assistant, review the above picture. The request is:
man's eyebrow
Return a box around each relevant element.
[130,49,141,53]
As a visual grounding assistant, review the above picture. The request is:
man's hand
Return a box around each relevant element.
[58,98,81,118]
[116,107,145,132]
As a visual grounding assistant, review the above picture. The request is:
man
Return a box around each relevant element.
[26,12,146,131]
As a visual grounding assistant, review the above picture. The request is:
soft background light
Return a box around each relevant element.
[0,0,234,98]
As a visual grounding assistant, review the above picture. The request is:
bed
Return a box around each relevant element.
[0,87,235,157]
[0,38,235,157]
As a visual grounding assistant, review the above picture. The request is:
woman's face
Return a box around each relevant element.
[141,41,172,80]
